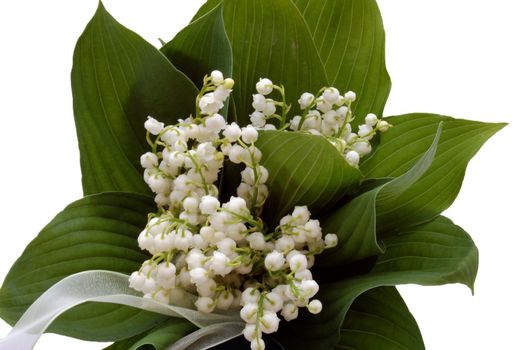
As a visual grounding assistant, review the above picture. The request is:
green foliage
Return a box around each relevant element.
[280,216,478,349]
[0,193,167,341]
[106,319,196,350]
[336,287,425,350]
[72,3,197,195]
[161,3,233,92]
[0,1,505,349]
[188,0,390,126]
[188,0,329,125]
[257,130,362,224]
[320,122,442,266]
[293,0,391,126]
[362,114,506,233]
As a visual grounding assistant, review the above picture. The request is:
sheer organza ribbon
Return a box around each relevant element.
[0,270,243,350]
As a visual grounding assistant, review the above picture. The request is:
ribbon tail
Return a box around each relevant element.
[0,270,240,350]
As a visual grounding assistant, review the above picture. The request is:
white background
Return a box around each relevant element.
[0,0,524,349]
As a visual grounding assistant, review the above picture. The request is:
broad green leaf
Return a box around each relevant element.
[106,319,196,350]
[293,0,391,125]
[280,216,478,349]
[336,287,425,350]
[0,193,166,341]
[319,187,384,265]
[191,0,222,21]
[108,323,283,350]
[256,131,362,224]
[72,3,198,195]
[361,114,506,232]
[319,123,442,266]
[161,3,233,91]
[192,0,328,125]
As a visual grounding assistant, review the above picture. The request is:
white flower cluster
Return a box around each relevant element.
[141,71,266,213]
[247,78,392,168]
[130,71,338,350]
[248,78,290,130]
[290,87,391,167]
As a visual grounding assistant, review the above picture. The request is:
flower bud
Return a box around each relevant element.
[264,251,285,271]
[256,78,273,95]
[322,87,340,104]
[344,90,357,102]
[324,233,338,248]
[140,152,158,169]
[308,299,323,314]
[298,92,315,109]
[210,70,224,85]
[144,116,164,135]
[365,113,378,127]
[241,125,259,144]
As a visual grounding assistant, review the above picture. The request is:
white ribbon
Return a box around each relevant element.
[0,270,242,350]
[167,322,244,350]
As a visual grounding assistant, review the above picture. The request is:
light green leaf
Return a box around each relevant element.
[293,0,391,125]
[361,114,506,232]
[319,123,442,266]
[106,319,196,350]
[192,0,328,125]
[319,187,383,265]
[280,216,477,349]
[161,3,233,91]
[256,131,362,224]
[72,3,198,195]
[336,287,425,350]
[0,193,166,341]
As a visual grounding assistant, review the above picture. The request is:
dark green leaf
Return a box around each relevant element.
[106,319,196,350]
[293,0,391,125]
[361,114,506,232]
[280,216,477,349]
[319,123,442,266]
[256,131,362,224]
[0,192,166,341]
[336,287,425,350]
[72,3,198,195]
[192,0,328,125]
[161,3,233,91]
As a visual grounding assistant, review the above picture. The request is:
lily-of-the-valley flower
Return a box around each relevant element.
[130,72,341,350]
[247,78,392,168]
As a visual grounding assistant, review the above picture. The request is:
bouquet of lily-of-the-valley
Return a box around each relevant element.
[0,1,505,349]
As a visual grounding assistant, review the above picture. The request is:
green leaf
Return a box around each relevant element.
[107,323,285,350]
[106,319,196,350]
[336,287,425,350]
[319,123,442,266]
[0,192,166,341]
[361,114,506,232]
[319,187,383,265]
[256,130,362,223]
[280,215,478,349]
[161,3,233,91]
[293,0,391,125]
[72,3,198,195]
[191,0,222,21]
[192,0,328,125]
